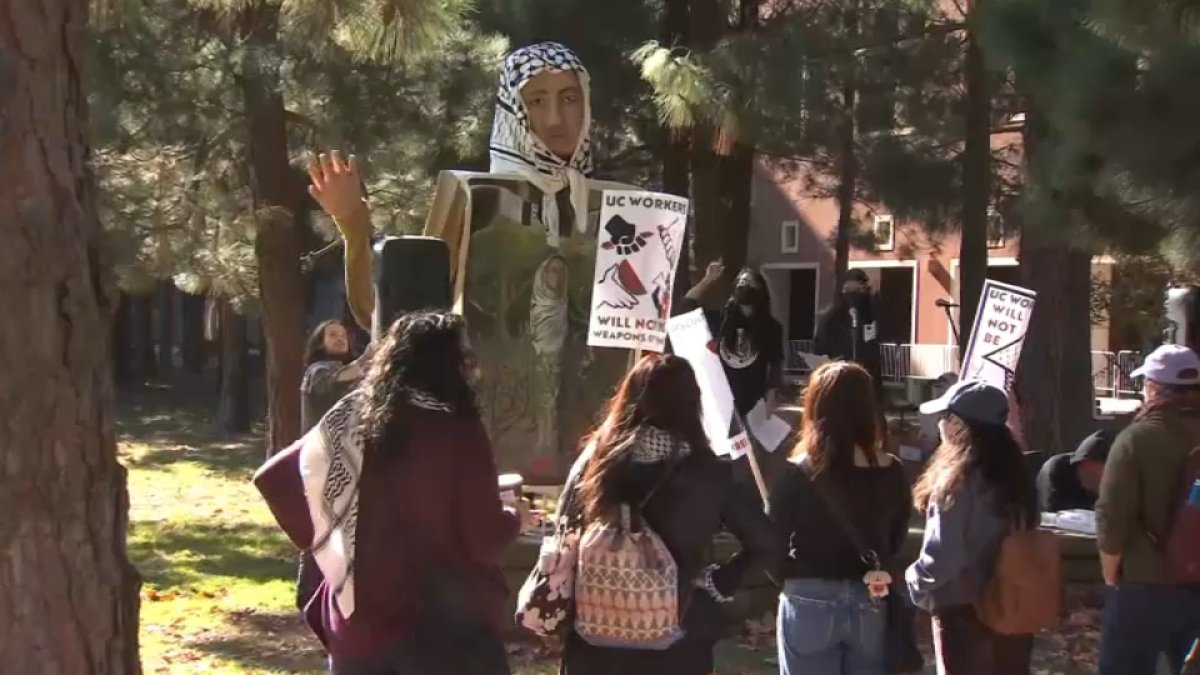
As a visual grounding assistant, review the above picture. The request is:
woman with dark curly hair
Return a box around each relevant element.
[300,311,526,675]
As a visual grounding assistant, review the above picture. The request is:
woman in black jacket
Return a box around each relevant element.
[557,354,779,675]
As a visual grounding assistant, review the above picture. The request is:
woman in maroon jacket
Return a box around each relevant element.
[300,311,523,675]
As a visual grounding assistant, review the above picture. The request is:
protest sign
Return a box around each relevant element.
[747,400,792,454]
[587,190,689,352]
[959,279,1037,390]
[666,309,752,459]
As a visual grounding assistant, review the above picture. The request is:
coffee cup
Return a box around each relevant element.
[498,473,523,507]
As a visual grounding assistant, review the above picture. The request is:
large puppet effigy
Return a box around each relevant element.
[322,43,640,483]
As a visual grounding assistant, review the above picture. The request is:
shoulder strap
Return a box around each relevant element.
[801,463,881,570]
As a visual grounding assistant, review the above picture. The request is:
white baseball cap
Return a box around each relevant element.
[1130,344,1200,385]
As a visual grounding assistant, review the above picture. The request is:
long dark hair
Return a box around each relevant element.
[359,311,478,461]
[719,267,775,350]
[577,354,711,524]
[913,413,1031,523]
[791,361,881,478]
[305,319,351,366]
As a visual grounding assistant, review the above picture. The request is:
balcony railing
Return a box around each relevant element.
[786,340,1144,397]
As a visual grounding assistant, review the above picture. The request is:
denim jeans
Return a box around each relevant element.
[1100,584,1200,675]
[777,578,886,675]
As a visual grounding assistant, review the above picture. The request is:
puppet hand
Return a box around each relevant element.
[308,151,368,238]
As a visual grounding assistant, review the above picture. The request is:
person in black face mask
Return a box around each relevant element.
[814,268,884,396]
[680,260,785,416]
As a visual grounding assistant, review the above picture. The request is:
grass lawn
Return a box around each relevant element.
[119,380,777,674]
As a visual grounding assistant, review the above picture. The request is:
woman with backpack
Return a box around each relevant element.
[907,379,1037,675]
[300,311,530,675]
[768,361,914,675]
[555,353,778,675]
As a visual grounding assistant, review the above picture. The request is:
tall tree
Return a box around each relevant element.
[93,0,494,453]
[833,1,862,288]
[0,0,141,671]
[978,0,1136,452]
[959,0,991,347]
[239,2,308,454]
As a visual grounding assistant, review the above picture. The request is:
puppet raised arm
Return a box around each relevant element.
[307,151,375,331]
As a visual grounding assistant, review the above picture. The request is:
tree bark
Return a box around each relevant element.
[218,300,252,433]
[179,291,206,373]
[959,22,991,349]
[1017,240,1095,455]
[156,280,176,372]
[833,80,859,288]
[0,0,142,671]
[662,0,690,303]
[241,2,305,455]
[1016,111,1096,456]
[685,0,725,294]
[716,143,755,273]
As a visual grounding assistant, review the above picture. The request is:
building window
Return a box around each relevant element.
[781,220,800,253]
[874,214,895,252]
[987,209,1006,249]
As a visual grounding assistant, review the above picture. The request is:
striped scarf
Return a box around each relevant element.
[299,388,453,617]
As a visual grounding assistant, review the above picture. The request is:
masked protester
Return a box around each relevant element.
[814,268,883,395]
[679,261,785,416]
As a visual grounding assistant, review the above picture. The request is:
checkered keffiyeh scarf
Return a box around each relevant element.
[299,389,453,617]
[489,42,593,246]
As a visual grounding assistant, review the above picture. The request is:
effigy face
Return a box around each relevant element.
[431,173,639,483]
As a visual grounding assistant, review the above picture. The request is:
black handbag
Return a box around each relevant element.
[805,470,924,674]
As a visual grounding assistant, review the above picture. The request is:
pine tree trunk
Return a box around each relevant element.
[133,292,157,378]
[0,0,142,670]
[179,291,206,373]
[1016,111,1095,456]
[1017,240,1095,455]
[661,0,692,305]
[832,1,861,289]
[716,0,758,274]
[959,25,991,348]
[241,2,305,455]
[717,143,755,272]
[156,280,176,372]
[218,300,252,433]
[833,81,858,288]
[687,0,724,289]
[113,291,134,384]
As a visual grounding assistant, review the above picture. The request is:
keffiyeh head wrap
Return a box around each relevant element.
[489,42,593,246]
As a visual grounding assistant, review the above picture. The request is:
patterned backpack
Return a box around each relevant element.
[573,460,684,650]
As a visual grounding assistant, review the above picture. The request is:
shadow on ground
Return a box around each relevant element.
[116,377,265,479]
[129,519,295,589]
[194,608,327,673]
